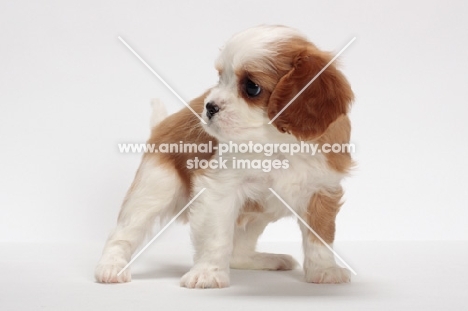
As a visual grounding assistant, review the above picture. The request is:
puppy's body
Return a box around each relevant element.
[95,25,354,288]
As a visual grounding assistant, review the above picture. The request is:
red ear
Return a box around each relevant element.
[268,48,353,140]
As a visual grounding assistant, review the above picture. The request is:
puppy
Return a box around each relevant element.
[95,25,354,288]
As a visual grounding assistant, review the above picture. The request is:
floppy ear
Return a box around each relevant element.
[268,48,353,140]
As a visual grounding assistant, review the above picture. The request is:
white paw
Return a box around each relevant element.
[305,265,351,284]
[180,268,230,289]
[231,252,299,270]
[254,253,299,270]
[95,259,131,283]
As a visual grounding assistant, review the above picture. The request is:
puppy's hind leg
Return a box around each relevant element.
[230,217,298,271]
[95,156,185,283]
[300,187,351,284]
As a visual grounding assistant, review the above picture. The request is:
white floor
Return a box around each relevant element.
[1,241,467,310]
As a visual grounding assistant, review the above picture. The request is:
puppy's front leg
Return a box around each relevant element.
[181,186,241,289]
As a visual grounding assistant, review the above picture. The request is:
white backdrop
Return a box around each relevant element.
[1,0,467,244]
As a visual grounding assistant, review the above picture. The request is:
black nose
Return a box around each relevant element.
[205,102,219,119]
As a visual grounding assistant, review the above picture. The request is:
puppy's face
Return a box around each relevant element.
[202,25,354,143]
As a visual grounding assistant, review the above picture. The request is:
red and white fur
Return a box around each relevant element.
[95,25,354,288]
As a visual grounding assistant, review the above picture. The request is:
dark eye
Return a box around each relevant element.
[245,79,262,97]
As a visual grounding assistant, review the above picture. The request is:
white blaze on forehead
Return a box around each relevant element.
[215,25,306,73]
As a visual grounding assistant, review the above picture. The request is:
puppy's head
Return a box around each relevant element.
[202,25,353,142]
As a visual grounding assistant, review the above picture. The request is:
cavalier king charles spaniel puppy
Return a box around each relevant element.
[95,25,354,288]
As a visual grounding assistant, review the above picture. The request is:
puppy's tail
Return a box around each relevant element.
[149,98,168,128]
